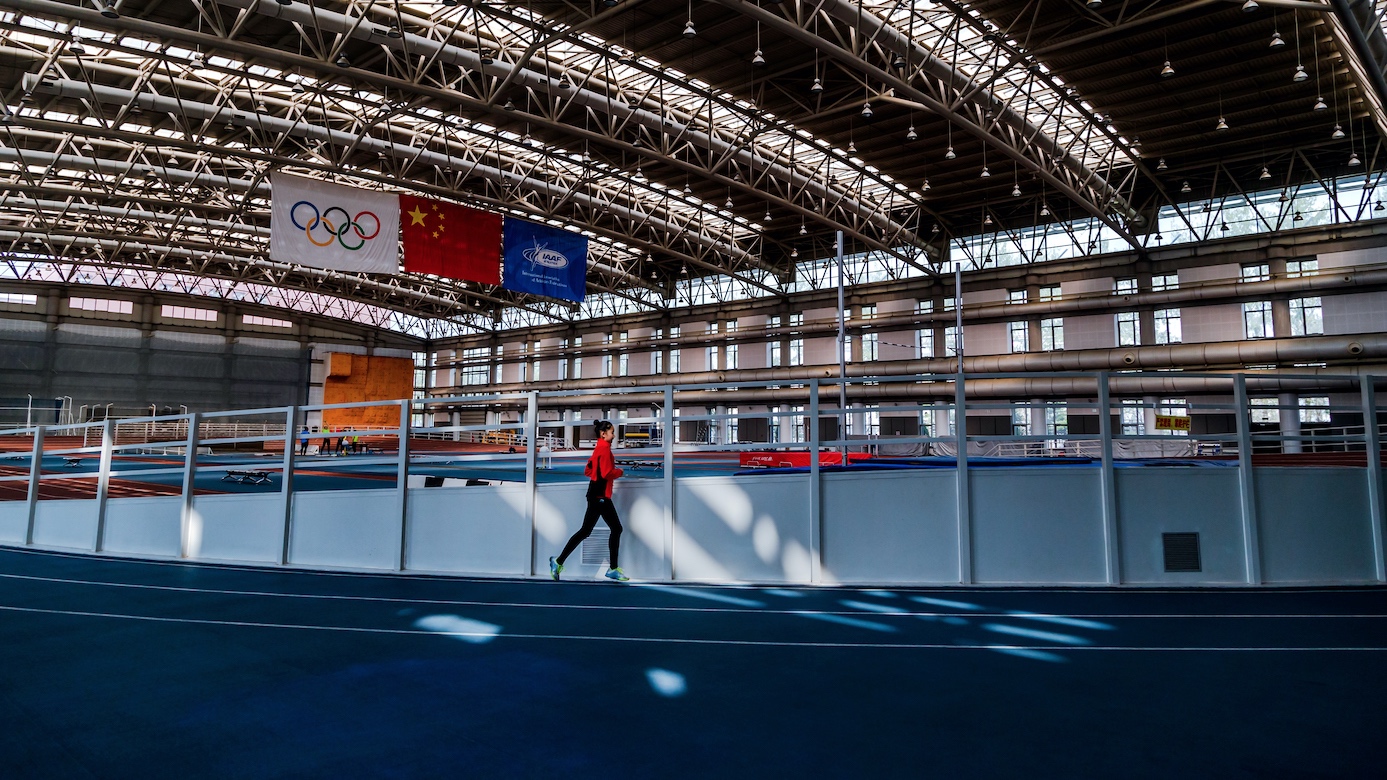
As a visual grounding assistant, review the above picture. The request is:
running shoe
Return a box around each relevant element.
[605,567,629,582]
[549,556,564,581]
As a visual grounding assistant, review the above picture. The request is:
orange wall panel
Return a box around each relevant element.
[322,353,414,429]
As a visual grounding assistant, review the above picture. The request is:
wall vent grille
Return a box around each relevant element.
[1163,532,1202,572]
[582,528,611,565]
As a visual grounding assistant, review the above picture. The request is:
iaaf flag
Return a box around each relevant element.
[501,218,588,303]
[400,195,501,285]
[270,173,399,274]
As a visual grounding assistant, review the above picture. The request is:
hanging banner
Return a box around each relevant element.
[501,218,588,302]
[400,194,501,285]
[270,173,399,274]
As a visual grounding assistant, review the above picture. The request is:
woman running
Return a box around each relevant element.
[550,420,628,582]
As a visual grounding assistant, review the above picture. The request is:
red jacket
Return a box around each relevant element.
[584,438,624,498]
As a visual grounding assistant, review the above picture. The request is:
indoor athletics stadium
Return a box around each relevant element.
[1,0,1385,776]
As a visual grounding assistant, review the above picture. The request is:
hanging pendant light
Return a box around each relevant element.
[1293,64,1308,82]
[68,36,86,55]
[810,78,823,94]
[1270,31,1285,47]
[1215,116,1229,131]
[905,126,918,141]
[1040,203,1050,216]
[1278,190,1289,203]
[724,194,734,208]
[944,146,956,160]
[683,181,692,195]
[980,167,991,178]
[1157,158,1168,171]
[791,248,799,258]
[1293,211,1304,221]
[558,73,573,89]
[335,53,351,67]
[1332,124,1345,139]
[861,102,873,119]
[1180,181,1192,193]
[1259,166,1271,180]
[892,54,906,69]
[1242,0,1259,11]
[752,49,765,66]
[1160,60,1174,78]
[922,179,931,191]
[1376,201,1384,212]
[1314,96,1328,111]
[799,222,808,236]
[983,213,993,226]
[1349,152,1362,166]
[683,20,696,38]
[848,140,856,153]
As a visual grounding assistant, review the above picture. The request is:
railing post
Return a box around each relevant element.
[1361,376,1386,582]
[1096,371,1121,584]
[279,407,296,566]
[663,385,675,581]
[93,418,114,552]
[954,373,972,584]
[179,413,201,559]
[396,400,411,571]
[808,382,822,583]
[1233,374,1262,585]
[524,392,539,577]
[24,425,44,545]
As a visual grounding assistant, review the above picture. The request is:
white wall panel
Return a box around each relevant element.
[1116,468,1245,583]
[191,493,284,564]
[822,470,959,583]
[0,501,26,544]
[290,489,399,570]
[31,499,97,550]
[971,469,1107,584]
[673,474,811,583]
[1255,467,1378,583]
[103,496,181,558]
[407,484,530,575]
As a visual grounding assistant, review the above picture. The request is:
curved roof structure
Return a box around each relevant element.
[1,0,1384,337]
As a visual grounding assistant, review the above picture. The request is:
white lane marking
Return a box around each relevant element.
[0,572,1382,620]
[983,623,1092,646]
[0,604,1382,651]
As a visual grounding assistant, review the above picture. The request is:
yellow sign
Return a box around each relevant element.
[1154,414,1192,432]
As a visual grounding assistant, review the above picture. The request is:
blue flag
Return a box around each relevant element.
[501,219,587,303]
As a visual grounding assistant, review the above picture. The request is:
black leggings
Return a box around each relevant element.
[557,495,623,568]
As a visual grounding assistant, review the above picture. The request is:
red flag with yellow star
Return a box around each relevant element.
[399,195,501,285]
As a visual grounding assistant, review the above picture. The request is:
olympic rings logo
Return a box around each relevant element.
[289,200,381,250]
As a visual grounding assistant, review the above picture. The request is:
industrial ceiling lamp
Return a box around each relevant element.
[1242,0,1258,11]
[1086,0,1101,7]
[683,20,696,38]
[944,146,955,160]
[791,248,799,258]
[810,78,823,94]
[1332,124,1345,139]
[1040,203,1050,216]
[1215,115,1229,132]
[752,49,765,66]
[1160,60,1174,78]
[100,0,119,18]
[799,220,808,235]
[1259,166,1271,180]
[558,72,573,89]
[1293,65,1308,82]
[1011,184,1021,197]
[1180,181,1192,193]
[1349,151,1361,166]
[335,53,351,67]
[861,101,873,119]
[504,99,516,111]
[1270,31,1285,48]
[906,125,918,141]
[980,167,990,178]
[68,36,86,55]
[1314,96,1327,111]
[848,139,857,153]
[1293,211,1304,221]
[1157,158,1168,171]
[764,209,772,222]
[1376,201,1384,212]
[386,23,402,38]
[922,179,931,191]
[725,190,734,208]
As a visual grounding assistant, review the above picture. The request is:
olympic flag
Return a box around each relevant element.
[269,173,400,274]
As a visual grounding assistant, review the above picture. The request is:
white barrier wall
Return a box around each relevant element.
[1,465,1383,587]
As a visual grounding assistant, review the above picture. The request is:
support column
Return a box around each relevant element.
[524,392,539,576]
[1234,375,1262,585]
[93,418,114,552]
[25,426,44,545]
[663,386,675,580]
[180,413,201,559]
[395,400,411,571]
[1097,373,1121,584]
[1362,377,1385,582]
[955,377,972,584]
[278,407,296,565]
[808,382,822,583]
[1279,392,1302,453]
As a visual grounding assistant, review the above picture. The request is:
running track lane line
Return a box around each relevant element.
[0,604,1384,651]
[2,572,1386,619]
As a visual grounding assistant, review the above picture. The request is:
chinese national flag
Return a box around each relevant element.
[399,195,501,285]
